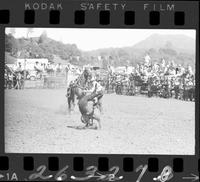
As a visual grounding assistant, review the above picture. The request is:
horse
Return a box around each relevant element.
[78,91,101,129]
[66,74,101,129]
[66,83,101,129]
[66,83,83,111]
[66,73,87,111]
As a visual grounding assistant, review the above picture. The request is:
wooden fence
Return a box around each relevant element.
[24,76,67,89]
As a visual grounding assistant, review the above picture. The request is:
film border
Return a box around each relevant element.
[0,0,199,181]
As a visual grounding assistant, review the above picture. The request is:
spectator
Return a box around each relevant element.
[34,61,42,77]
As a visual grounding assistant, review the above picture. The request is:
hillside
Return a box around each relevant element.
[83,34,195,68]
[132,33,195,54]
[5,33,81,65]
[5,33,195,68]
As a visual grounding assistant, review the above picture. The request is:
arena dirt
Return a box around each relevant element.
[5,89,195,154]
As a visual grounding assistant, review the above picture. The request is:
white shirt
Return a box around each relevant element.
[87,81,103,93]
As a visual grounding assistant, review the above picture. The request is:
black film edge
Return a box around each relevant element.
[0,0,199,182]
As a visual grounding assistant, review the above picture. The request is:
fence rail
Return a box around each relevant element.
[24,76,67,89]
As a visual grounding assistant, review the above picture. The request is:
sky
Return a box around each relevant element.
[6,28,196,51]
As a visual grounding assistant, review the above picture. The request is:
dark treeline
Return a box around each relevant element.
[5,32,195,68]
[5,32,81,64]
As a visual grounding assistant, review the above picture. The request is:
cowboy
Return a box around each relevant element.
[34,61,42,76]
[85,74,104,112]
[83,67,92,87]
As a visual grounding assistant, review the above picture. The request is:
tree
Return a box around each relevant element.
[159,48,177,56]
[102,57,109,69]
[38,31,47,44]
[5,34,19,55]
[26,28,34,38]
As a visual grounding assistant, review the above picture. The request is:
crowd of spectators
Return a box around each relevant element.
[5,55,195,102]
[105,55,195,101]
